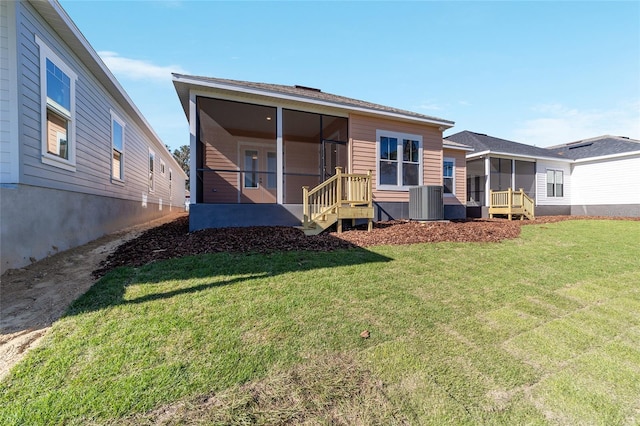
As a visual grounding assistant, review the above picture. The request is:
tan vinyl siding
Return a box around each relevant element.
[443,148,467,206]
[349,113,443,202]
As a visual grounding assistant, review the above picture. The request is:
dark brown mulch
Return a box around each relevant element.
[93,215,639,277]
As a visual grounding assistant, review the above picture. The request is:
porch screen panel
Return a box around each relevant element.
[466,158,485,205]
[514,160,535,198]
[197,97,276,204]
[490,158,512,191]
[283,109,322,204]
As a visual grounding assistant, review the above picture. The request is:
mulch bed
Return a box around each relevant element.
[93,215,638,277]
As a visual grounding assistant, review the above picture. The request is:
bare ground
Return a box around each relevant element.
[1,214,637,380]
[0,212,186,380]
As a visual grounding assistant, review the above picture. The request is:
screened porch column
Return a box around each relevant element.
[484,156,491,207]
[276,106,283,204]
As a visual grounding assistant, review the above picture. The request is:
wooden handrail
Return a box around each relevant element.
[489,188,535,220]
[303,167,373,227]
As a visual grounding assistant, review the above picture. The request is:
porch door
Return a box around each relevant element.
[322,140,347,181]
[240,144,277,203]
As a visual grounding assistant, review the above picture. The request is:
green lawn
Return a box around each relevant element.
[1,220,639,425]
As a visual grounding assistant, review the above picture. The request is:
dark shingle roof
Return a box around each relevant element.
[445,131,567,159]
[172,73,454,126]
[547,135,640,160]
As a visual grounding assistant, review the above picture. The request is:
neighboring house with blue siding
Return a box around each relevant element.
[0,0,187,274]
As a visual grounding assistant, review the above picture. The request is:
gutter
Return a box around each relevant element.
[466,150,573,163]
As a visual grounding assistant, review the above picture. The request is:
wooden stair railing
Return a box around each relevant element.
[489,188,535,220]
[302,167,373,234]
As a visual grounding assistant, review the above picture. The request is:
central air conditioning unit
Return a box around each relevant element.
[409,186,444,220]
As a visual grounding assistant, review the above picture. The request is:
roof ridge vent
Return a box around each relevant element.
[568,142,593,150]
[294,84,321,92]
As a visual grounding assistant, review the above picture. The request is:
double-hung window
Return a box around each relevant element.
[111,112,125,181]
[149,149,155,192]
[36,36,77,171]
[377,130,422,190]
[443,158,455,195]
[546,169,563,197]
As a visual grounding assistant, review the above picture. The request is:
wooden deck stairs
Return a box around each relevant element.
[489,188,535,220]
[301,167,374,235]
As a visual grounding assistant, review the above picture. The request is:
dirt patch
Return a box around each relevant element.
[117,352,407,425]
[0,212,187,380]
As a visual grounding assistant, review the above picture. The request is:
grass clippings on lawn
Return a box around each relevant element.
[1,219,639,425]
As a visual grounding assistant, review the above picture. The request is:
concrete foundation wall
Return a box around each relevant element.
[535,205,572,216]
[1,184,183,274]
[571,204,640,217]
[189,204,303,231]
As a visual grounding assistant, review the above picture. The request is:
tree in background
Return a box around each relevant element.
[171,145,190,190]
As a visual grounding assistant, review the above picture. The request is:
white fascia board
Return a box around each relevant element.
[573,150,640,163]
[466,150,573,163]
[173,75,455,129]
[443,143,474,152]
[34,0,180,169]
[465,150,490,159]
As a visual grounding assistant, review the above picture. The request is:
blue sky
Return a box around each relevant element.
[60,0,640,152]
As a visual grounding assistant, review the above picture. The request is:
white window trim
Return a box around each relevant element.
[160,159,166,176]
[546,168,564,198]
[375,129,423,191]
[149,148,155,192]
[110,110,126,183]
[35,35,77,172]
[443,157,455,197]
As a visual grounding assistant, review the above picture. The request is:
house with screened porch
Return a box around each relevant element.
[172,74,469,233]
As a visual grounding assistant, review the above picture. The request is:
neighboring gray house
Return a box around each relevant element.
[446,131,640,218]
[548,135,640,216]
[0,0,187,274]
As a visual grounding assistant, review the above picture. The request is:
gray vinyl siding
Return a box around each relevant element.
[1,0,20,184]
[16,1,183,207]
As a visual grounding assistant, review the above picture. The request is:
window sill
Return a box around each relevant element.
[376,185,411,192]
[42,153,76,172]
[111,177,125,186]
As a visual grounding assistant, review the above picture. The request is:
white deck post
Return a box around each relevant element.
[484,156,491,208]
[276,106,283,204]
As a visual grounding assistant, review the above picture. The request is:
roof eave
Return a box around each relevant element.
[172,74,455,129]
[573,150,640,163]
[466,150,573,163]
[29,0,181,167]
[443,143,474,152]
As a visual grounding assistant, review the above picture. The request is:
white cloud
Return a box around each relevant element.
[98,51,188,83]
[416,101,443,111]
[512,102,640,147]
[458,100,471,106]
